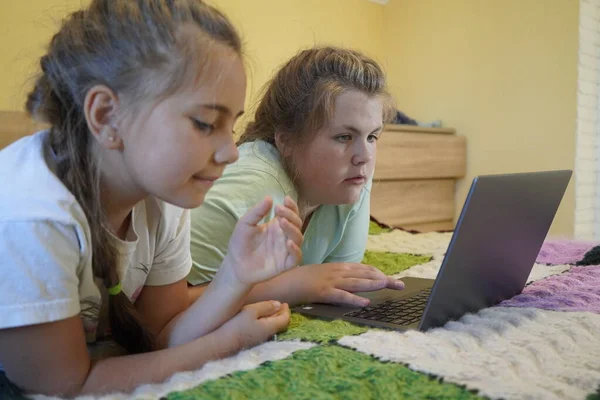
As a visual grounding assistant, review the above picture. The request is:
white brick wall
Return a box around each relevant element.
[575,0,600,240]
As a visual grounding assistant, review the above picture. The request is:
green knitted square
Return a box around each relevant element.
[368,220,392,235]
[587,386,600,400]
[166,345,484,400]
[276,313,368,344]
[363,251,431,275]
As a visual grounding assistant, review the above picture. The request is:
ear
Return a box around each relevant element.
[84,84,122,150]
[274,131,291,158]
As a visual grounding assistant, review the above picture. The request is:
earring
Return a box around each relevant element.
[102,124,117,144]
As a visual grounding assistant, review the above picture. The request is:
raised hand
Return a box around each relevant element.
[224,196,303,286]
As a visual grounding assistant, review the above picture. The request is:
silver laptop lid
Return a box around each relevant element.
[419,170,572,330]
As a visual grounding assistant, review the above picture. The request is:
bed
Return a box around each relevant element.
[17,224,595,400]
[1,112,599,400]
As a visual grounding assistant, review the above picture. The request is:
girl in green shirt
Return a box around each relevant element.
[189,46,405,306]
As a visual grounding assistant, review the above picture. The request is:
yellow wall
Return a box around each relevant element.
[0,1,86,111]
[211,0,384,111]
[0,0,579,235]
[0,0,385,114]
[382,0,579,236]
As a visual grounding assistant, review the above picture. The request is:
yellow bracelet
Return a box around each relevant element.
[107,282,122,296]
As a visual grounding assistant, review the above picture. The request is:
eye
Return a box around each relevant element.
[367,134,380,143]
[335,134,352,143]
[191,118,215,134]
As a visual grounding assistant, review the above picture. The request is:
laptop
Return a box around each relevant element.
[292,170,572,331]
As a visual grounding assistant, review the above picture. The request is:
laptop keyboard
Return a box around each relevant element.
[344,288,432,325]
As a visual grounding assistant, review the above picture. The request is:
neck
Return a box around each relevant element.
[299,202,319,220]
[101,184,139,240]
[96,147,146,239]
[297,195,320,234]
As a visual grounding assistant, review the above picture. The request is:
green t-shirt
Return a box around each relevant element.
[188,140,372,285]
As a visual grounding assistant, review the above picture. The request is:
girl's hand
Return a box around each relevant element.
[273,262,405,307]
[224,196,303,286]
[216,301,290,349]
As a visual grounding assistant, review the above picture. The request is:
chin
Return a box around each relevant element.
[182,194,207,209]
[342,194,361,204]
[159,191,207,210]
[327,191,362,205]
[345,187,364,203]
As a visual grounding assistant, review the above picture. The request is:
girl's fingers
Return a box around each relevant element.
[240,196,273,226]
[270,217,286,251]
[336,277,390,292]
[336,268,404,291]
[283,196,300,215]
[326,288,371,307]
[279,218,303,247]
[262,303,291,333]
[386,277,405,290]
[275,204,303,230]
[244,300,282,318]
[284,239,302,269]
[340,267,387,281]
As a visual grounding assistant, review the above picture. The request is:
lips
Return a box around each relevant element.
[191,174,220,189]
[344,175,367,184]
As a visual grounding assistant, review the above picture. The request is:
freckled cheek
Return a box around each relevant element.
[303,157,341,186]
[308,168,332,185]
[298,163,321,184]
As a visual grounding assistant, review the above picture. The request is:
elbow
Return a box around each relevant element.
[10,368,89,399]
[61,363,93,398]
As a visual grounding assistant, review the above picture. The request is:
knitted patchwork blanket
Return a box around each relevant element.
[30,224,600,400]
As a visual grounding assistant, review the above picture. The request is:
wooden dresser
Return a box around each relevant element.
[371,124,466,232]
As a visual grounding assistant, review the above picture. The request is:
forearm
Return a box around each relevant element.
[162,263,250,347]
[186,274,295,307]
[187,267,308,308]
[188,283,208,303]
[80,330,236,396]
[244,267,306,305]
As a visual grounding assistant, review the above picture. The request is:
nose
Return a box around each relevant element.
[351,139,373,166]
[214,134,239,165]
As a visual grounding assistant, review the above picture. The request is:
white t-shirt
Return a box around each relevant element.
[0,131,192,362]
